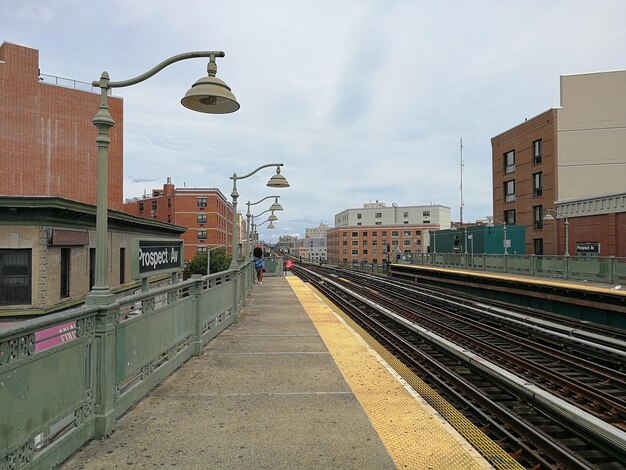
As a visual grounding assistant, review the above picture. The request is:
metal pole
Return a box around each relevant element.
[464,227,468,254]
[503,223,508,256]
[564,217,570,257]
[230,176,239,270]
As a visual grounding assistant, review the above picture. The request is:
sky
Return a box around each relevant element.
[2,1,625,242]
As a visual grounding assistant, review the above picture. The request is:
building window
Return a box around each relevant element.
[504,209,516,225]
[363,232,368,237]
[60,248,70,298]
[382,240,388,246]
[404,221,409,224]
[197,197,207,208]
[138,202,144,213]
[198,230,207,240]
[533,172,543,197]
[533,238,544,255]
[403,211,409,218]
[168,198,171,208]
[533,139,542,165]
[343,232,347,237]
[391,231,399,237]
[375,222,382,225]
[197,213,207,224]
[120,247,125,284]
[533,205,543,229]
[381,231,387,236]
[504,150,515,174]
[362,249,368,255]
[403,230,411,237]
[351,241,358,246]
[391,240,399,246]
[151,200,158,211]
[422,211,430,217]
[375,212,382,218]
[342,240,347,246]
[372,240,377,246]
[356,213,362,219]
[504,180,515,203]
[0,249,31,305]
[403,240,411,246]
[351,250,358,255]
[357,222,362,226]
[372,231,377,236]
[415,230,421,235]
[197,246,208,254]
[351,232,358,237]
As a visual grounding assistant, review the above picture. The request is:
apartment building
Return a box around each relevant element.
[334,202,451,228]
[305,223,328,239]
[123,179,232,261]
[0,42,124,210]
[492,71,626,256]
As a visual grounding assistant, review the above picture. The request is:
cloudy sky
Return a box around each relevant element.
[2,1,625,241]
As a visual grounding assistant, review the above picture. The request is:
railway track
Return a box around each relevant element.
[292,264,626,469]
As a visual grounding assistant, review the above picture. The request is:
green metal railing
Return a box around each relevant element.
[395,253,626,286]
[0,263,254,470]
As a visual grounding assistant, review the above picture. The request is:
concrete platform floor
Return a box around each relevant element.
[61,277,396,469]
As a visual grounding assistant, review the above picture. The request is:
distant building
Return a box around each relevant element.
[123,179,232,262]
[276,235,299,254]
[429,225,526,255]
[0,196,185,315]
[0,42,124,210]
[492,71,626,256]
[302,237,327,262]
[334,202,451,229]
[305,223,328,239]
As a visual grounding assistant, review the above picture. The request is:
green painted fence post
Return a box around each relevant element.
[190,275,204,355]
[93,302,119,438]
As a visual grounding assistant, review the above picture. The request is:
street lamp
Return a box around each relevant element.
[544,208,570,256]
[88,51,238,304]
[486,217,508,255]
[246,196,283,259]
[230,164,289,270]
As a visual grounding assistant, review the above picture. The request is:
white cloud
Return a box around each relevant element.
[3,0,626,241]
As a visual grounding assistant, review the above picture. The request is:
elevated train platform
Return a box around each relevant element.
[389,263,626,329]
[61,276,504,469]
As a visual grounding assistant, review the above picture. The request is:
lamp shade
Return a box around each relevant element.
[181,76,240,114]
[268,213,278,222]
[268,222,275,229]
[269,201,283,211]
[267,169,290,188]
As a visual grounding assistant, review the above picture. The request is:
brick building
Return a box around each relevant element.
[0,42,124,210]
[123,178,232,261]
[492,71,626,256]
[327,225,439,265]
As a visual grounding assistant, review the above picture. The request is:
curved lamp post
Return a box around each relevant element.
[88,51,239,304]
[544,208,570,256]
[246,196,283,258]
[486,216,508,255]
[230,164,289,270]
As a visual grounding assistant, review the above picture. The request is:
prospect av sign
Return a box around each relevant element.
[131,239,184,279]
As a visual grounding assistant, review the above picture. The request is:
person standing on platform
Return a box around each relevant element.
[253,246,265,284]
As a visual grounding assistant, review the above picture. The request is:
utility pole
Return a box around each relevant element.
[459,137,464,227]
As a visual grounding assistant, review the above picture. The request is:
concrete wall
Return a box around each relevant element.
[557,71,626,201]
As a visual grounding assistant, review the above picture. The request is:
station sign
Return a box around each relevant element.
[285,259,294,269]
[131,239,184,279]
[576,242,600,254]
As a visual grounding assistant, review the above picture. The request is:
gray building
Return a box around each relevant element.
[334,202,451,229]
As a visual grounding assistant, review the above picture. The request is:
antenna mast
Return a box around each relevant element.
[460,137,464,227]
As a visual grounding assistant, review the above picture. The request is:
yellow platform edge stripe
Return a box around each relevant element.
[287,277,524,470]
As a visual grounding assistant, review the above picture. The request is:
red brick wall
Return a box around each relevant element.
[0,42,124,209]
[492,109,558,254]
[559,213,626,257]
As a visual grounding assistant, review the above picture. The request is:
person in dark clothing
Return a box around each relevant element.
[253,247,265,284]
